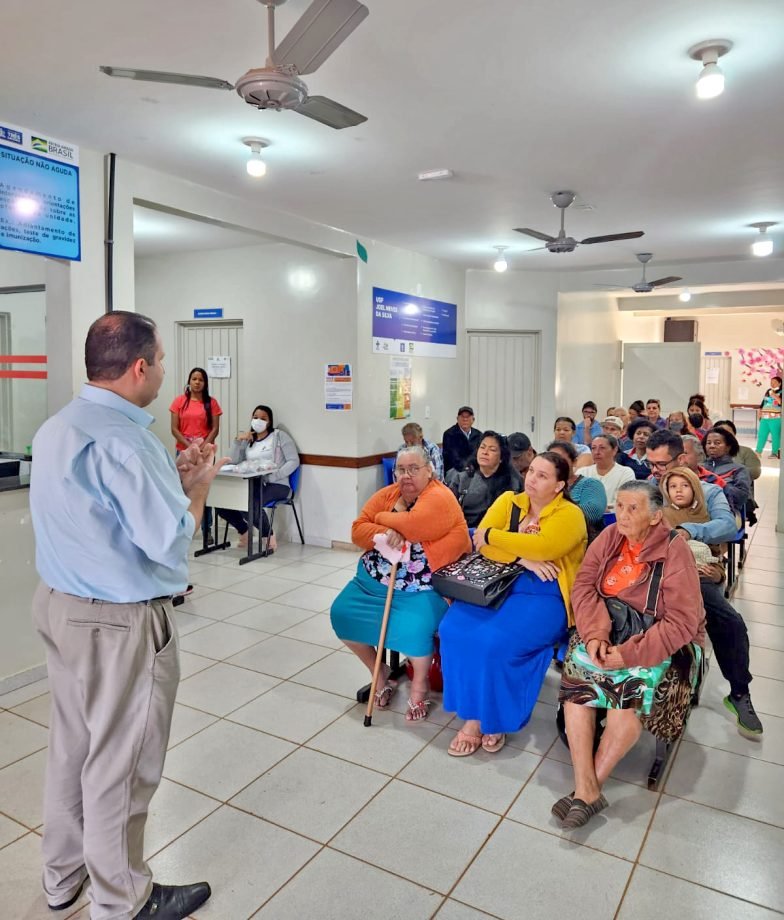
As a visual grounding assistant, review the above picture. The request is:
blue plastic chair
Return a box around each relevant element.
[382,456,396,486]
[724,506,747,597]
[603,512,617,527]
[265,467,305,544]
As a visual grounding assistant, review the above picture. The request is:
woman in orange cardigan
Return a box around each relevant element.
[330,446,471,722]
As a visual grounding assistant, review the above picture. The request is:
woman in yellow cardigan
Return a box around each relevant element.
[441,451,587,755]
[331,446,471,721]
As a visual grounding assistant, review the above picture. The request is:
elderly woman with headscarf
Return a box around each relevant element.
[330,446,470,722]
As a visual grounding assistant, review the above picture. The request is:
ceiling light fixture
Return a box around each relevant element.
[749,221,777,257]
[417,168,454,181]
[493,246,508,273]
[688,40,732,99]
[678,290,692,303]
[242,136,270,177]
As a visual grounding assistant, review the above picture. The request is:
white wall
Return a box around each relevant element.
[356,240,466,455]
[464,269,559,448]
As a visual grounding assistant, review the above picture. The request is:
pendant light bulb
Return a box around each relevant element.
[242,137,270,178]
[749,222,777,258]
[689,40,732,101]
[493,245,508,272]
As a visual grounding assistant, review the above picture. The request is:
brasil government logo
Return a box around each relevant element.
[31,136,48,152]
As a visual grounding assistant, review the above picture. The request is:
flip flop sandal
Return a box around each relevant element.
[561,794,609,830]
[374,682,396,709]
[551,792,575,823]
[481,733,506,753]
[405,698,432,722]
[448,729,483,757]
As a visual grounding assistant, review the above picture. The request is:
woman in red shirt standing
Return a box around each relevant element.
[170,367,222,452]
[170,367,222,543]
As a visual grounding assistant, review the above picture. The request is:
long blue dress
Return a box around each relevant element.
[440,571,568,734]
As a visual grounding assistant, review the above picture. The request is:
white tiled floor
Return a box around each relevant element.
[2,464,784,918]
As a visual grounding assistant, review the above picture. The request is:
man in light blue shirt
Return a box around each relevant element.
[30,312,222,920]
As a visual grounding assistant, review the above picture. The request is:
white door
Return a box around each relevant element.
[622,342,700,415]
[702,354,731,421]
[176,321,242,458]
[467,332,540,438]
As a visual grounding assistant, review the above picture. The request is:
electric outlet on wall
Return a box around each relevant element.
[425,405,431,419]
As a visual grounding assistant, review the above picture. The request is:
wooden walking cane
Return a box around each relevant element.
[364,560,400,727]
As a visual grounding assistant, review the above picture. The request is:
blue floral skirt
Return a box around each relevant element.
[439,571,568,734]
[330,563,448,658]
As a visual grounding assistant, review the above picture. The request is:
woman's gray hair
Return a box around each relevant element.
[682,434,705,462]
[396,444,434,470]
[616,479,664,510]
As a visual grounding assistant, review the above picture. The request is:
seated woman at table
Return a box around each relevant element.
[216,404,299,549]
[330,446,470,721]
[446,430,523,527]
[440,452,587,756]
[555,481,704,829]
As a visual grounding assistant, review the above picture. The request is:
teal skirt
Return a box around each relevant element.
[329,563,448,658]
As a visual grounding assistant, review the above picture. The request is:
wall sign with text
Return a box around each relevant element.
[372,287,457,358]
[0,122,80,261]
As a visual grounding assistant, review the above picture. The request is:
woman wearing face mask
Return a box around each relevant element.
[216,405,300,549]
[666,411,697,437]
[687,399,710,440]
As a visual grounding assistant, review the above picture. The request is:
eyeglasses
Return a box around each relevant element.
[648,459,676,472]
[394,465,427,478]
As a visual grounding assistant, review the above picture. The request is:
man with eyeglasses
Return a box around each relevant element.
[646,429,763,739]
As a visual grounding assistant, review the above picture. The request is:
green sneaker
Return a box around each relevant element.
[724,694,763,739]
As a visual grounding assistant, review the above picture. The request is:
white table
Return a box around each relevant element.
[196,467,273,565]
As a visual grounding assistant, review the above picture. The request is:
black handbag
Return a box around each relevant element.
[432,505,523,608]
[605,531,677,645]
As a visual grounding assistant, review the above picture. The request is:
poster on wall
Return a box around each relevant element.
[207,356,231,378]
[372,287,457,358]
[325,363,353,410]
[0,122,80,261]
[389,356,412,420]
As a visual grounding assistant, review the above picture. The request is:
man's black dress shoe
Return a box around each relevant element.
[48,879,85,911]
[135,882,212,919]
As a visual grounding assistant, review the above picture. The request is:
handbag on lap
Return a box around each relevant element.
[432,505,523,607]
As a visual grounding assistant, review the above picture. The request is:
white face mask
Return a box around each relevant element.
[250,418,268,433]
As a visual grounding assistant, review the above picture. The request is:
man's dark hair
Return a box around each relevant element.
[646,398,661,408]
[647,428,684,458]
[85,311,158,381]
[581,401,597,413]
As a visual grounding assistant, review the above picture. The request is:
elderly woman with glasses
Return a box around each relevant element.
[330,446,471,722]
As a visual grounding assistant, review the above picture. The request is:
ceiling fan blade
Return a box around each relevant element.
[99,66,234,90]
[650,276,683,287]
[593,283,629,289]
[273,0,368,75]
[295,95,367,128]
[580,231,645,245]
[513,228,556,242]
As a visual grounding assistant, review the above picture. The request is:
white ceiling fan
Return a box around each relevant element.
[514,191,644,253]
[100,0,369,129]
[599,252,683,292]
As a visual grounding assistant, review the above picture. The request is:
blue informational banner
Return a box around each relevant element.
[0,122,80,261]
[194,308,224,319]
[372,287,457,358]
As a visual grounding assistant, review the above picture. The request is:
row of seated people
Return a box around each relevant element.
[329,429,763,832]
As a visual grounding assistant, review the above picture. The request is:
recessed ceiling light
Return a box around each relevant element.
[678,290,692,303]
[688,40,732,99]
